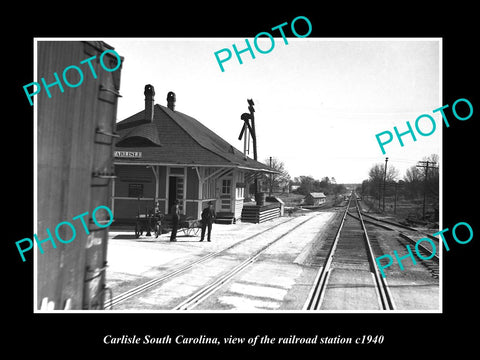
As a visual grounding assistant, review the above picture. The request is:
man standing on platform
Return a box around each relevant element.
[200,201,216,242]
[170,199,180,242]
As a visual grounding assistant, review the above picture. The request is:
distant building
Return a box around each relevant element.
[304,192,327,206]
[112,85,275,224]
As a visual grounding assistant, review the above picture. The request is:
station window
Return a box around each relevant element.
[128,183,143,198]
[222,179,231,195]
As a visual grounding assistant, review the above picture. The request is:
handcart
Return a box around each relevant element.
[159,214,202,237]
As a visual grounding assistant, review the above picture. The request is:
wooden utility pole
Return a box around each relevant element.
[416,160,438,219]
[378,179,381,209]
[269,156,273,196]
[383,157,388,211]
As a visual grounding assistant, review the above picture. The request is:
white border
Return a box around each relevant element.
[33,37,443,314]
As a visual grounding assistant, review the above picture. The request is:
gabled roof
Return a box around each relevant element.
[114,103,275,173]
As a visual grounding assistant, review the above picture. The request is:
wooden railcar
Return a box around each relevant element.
[36,41,123,310]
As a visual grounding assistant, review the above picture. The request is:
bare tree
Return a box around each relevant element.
[404,166,422,182]
[402,154,439,199]
[404,166,422,198]
[368,163,399,183]
[360,155,439,220]
[263,157,291,195]
[420,154,439,197]
[360,163,399,201]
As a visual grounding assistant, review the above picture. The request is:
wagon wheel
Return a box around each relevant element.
[184,222,199,237]
[191,226,201,237]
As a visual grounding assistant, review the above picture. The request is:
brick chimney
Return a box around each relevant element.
[144,84,155,122]
[167,91,176,111]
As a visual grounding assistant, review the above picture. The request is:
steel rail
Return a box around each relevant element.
[302,195,351,310]
[105,216,299,310]
[347,212,439,262]
[304,193,396,310]
[398,233,439,262]
[347,212,393,231]
[173,215,319,310]
[104,253,218,309]
[353,196,396,310]
[360,211,439,243]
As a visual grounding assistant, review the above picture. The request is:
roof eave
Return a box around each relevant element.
[113,160,278,173]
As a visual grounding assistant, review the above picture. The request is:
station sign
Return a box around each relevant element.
[114,151,142,158]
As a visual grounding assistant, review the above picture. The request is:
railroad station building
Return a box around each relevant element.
[111,85,276,224]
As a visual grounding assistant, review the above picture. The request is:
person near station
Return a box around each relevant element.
[170,199,180,242]
[200,201,216,242]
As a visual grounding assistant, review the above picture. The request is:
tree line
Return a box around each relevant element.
[259,157,346,197]
[291,175,347,196]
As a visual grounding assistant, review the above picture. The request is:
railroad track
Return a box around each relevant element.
[303,193,396,311]
[350,211,439,278]
[360,211,439,243]
[173,215,319,310]
[105,215,318,310]
[106,194,439,311]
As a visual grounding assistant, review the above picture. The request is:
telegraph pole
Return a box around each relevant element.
[383,157,388,211]
[378,179,381,209]
[416,160,438,219]
[269,156,273,196]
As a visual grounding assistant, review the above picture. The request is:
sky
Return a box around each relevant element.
[106,38,441,184]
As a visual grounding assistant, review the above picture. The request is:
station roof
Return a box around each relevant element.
[114,101,275,173]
